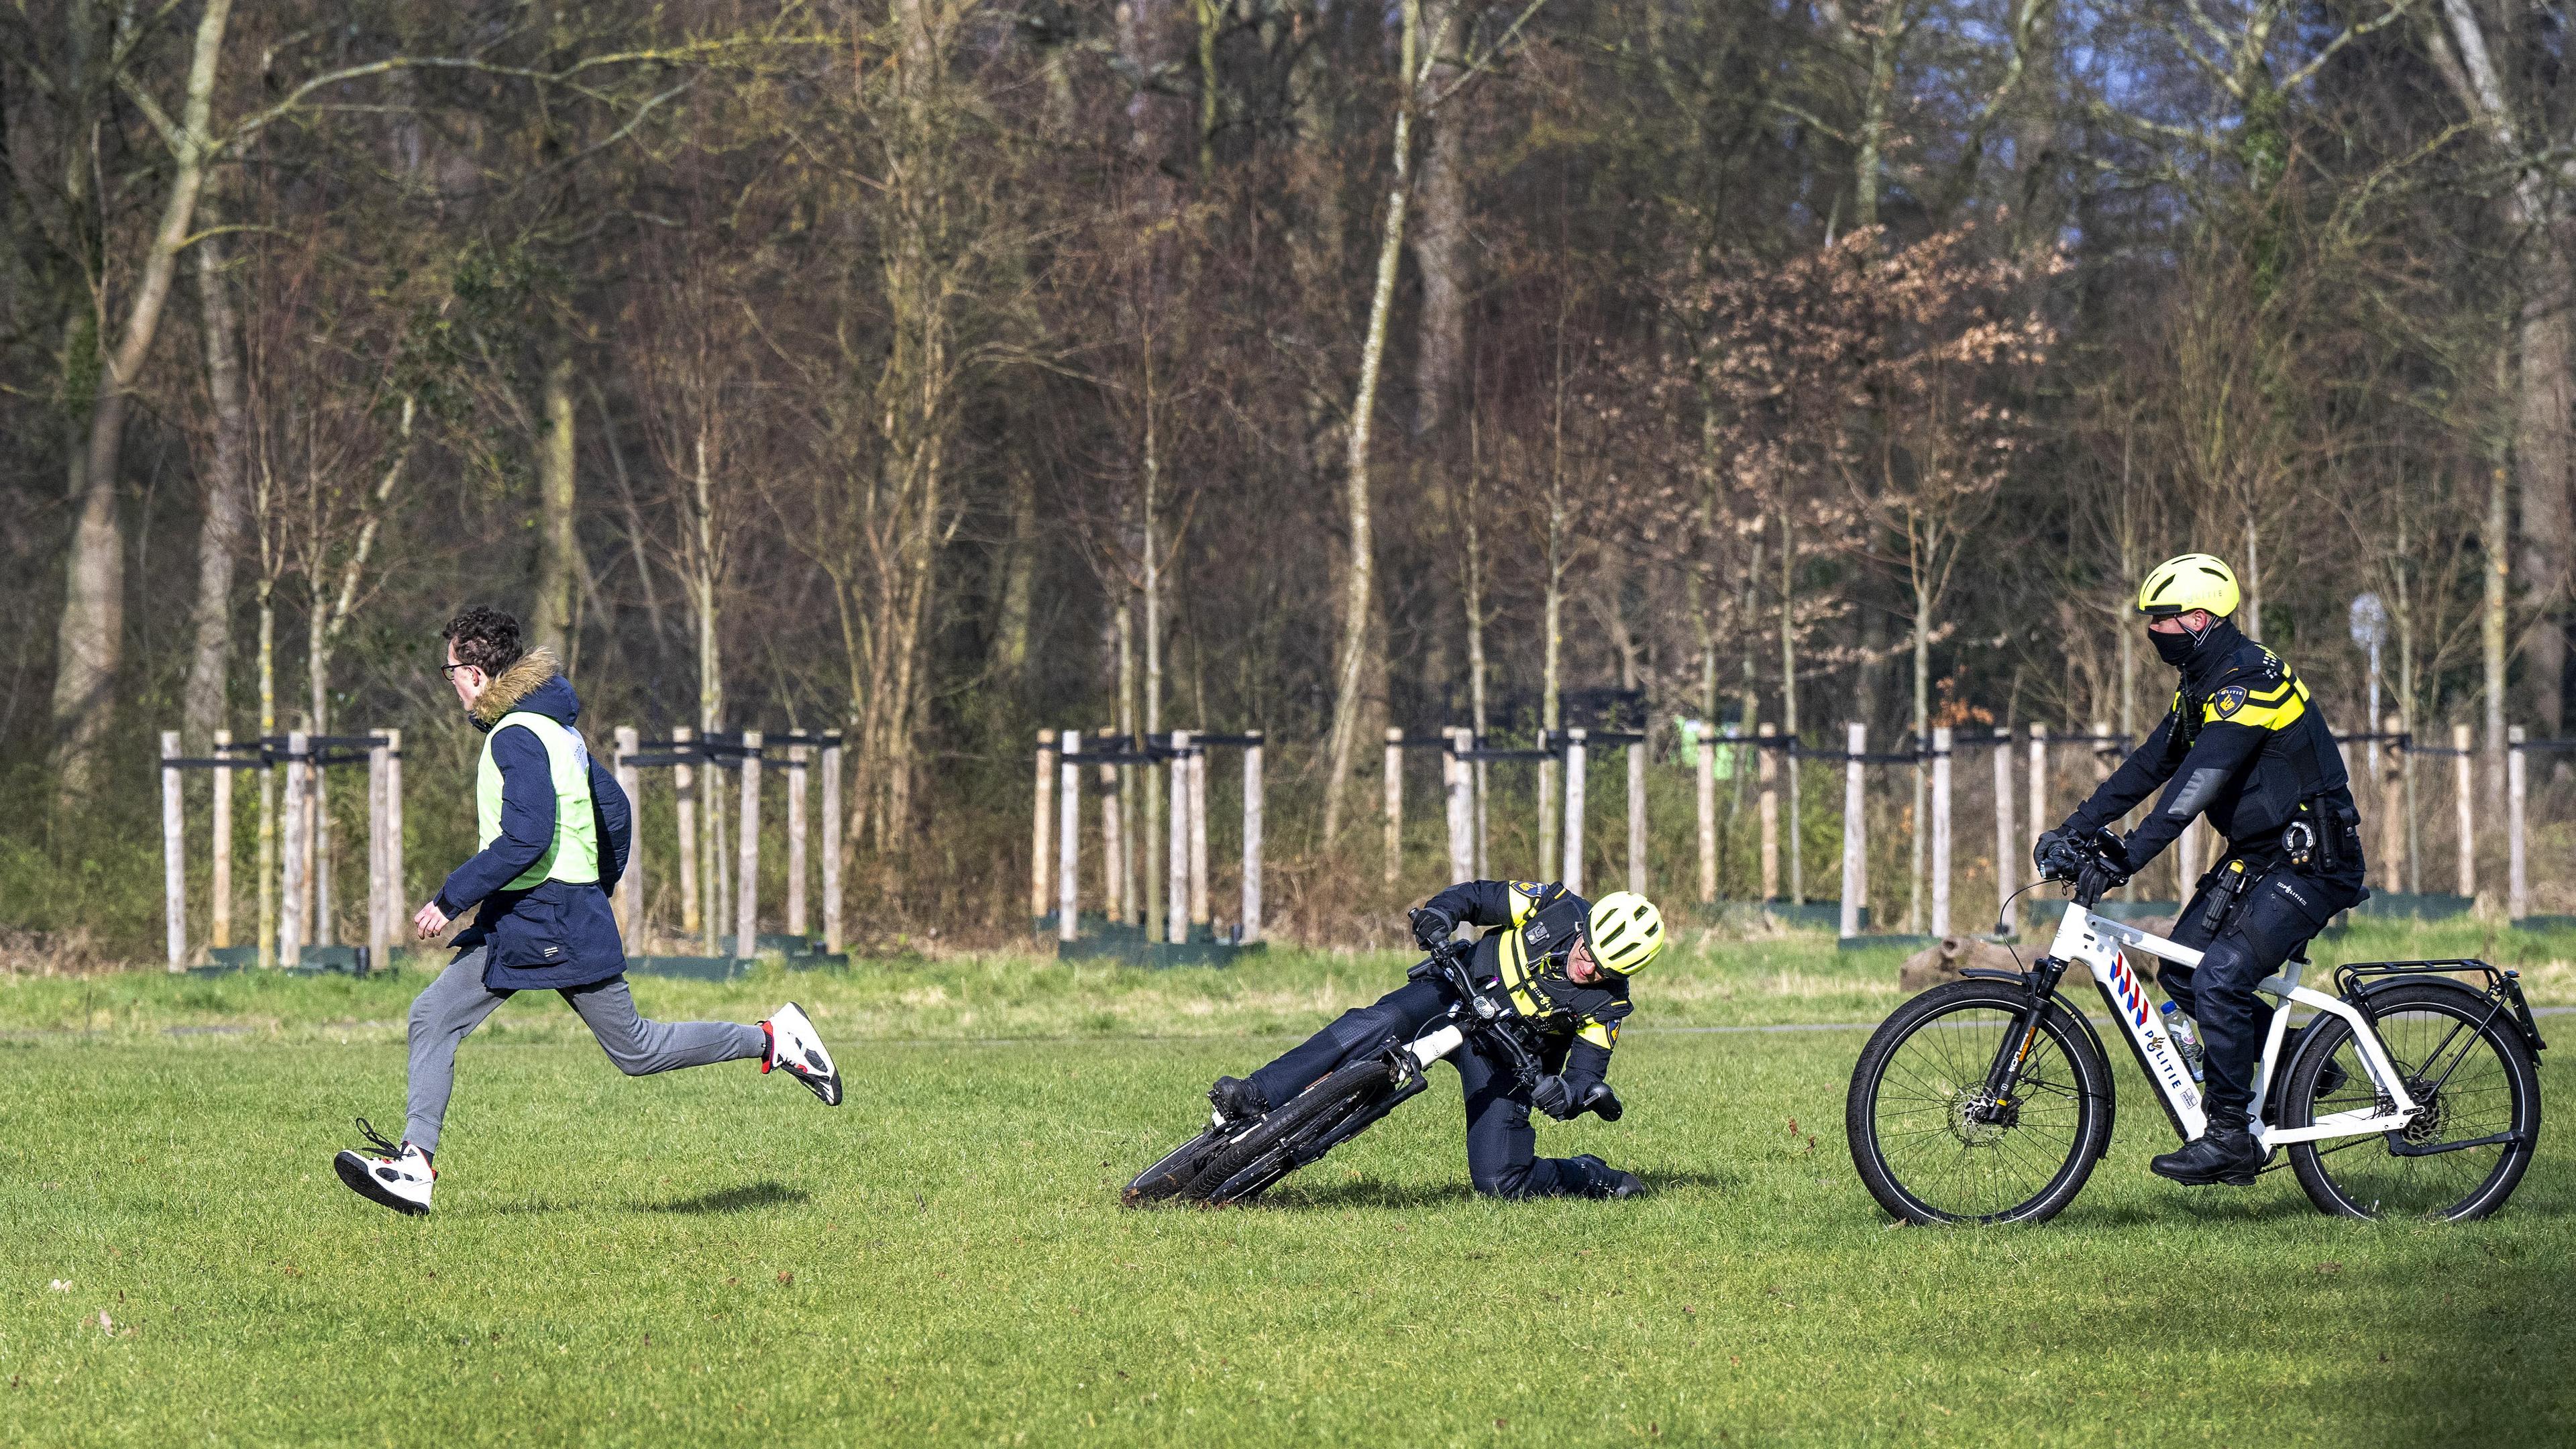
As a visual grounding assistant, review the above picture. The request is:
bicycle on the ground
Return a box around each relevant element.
[1124,940,1619,1207]
[1845,854,2547,1225]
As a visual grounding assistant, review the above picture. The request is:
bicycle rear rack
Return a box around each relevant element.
[2330,958,2548,1056]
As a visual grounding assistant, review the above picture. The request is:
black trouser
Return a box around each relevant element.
[1245,979,1621,1199]
[2160,846,2366,1132]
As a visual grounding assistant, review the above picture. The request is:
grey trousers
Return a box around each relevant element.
[404,948,768,1153]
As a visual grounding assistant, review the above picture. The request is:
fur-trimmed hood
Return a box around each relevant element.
[470,647,578,730]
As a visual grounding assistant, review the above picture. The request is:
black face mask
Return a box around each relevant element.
[2151,627,2201,667]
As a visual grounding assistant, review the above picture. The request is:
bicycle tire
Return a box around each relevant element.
[1181,1057,1400,1205]
[1847,979,2114,1226]
[2281,981,2541,1222]
[1123,1123,1224,1208]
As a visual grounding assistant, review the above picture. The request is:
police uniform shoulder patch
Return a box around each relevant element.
[1510,879,1544,896]
[2211,685,2248,718]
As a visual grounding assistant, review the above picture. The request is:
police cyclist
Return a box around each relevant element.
[1205,882,1666,1199]
[2035,553,2367,1187]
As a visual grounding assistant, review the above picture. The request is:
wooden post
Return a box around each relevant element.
[1991,727,2016,934]
[614,727,642,948]
[674,727,700,941]
[735,732,763,959]
[1562,729,1589,892]
[280,731,308,969]
[820,734,845,953]
[1697,725,1719,905]
[2027,723,2049,855]
[1032,730,1056,923]
[367,733,390,969]
[1383,728,1403,885]
[384,729,405,952]
[1099,733,1124,924]
[1058,729,1081,943]
[311,738,331,949]
[1444,730,1473,883]
[2455,723,2477,900]
[702,726,726,953]
[1242,733,1265,943]
[2508,727,2528,920]
[211,730,234,949]
[1931,727,1953,939]
[1189,746,1211,929]
[2379,714,2406,895]
[1841,723,1866,940]
[1167,729,1191,945]
[786,741,810,939]
[161,733,186,971]
[1627,734,1648,896]
[1758,723,1780,902]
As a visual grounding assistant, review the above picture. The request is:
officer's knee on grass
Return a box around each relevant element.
[1471,1163,1534,1200]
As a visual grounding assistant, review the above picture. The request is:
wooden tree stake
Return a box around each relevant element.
[161,732,185,971]
[1840,723,1867,939]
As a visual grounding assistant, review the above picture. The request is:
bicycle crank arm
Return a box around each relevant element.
[2385,1130,2526,1159]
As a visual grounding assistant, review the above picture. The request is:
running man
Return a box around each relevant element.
[333,606,841,1216]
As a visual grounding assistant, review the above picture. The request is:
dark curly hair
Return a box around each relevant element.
[441,606,523,674]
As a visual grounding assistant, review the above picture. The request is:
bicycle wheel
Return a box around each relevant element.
[2281,981,2541,1222]
[1181,1056,1397,1205]
[1847,979,2114,1225]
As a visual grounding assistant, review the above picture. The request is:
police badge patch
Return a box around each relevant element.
[2212,685,2248,718]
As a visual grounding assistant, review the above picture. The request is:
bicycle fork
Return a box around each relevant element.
[1973,955,2074,1124]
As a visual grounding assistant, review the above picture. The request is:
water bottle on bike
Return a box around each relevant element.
[2158,1000,2206,1083]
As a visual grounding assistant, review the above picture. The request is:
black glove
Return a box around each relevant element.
[1579,1081,1623,1122]
[1410,906,1456,952]
[2072,833,2131,906]
[2033,827,2084,881]
[1531,1075,1577,1120]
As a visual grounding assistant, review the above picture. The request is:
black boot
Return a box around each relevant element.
[1565,1154,1648,1199]
[2149,1126,2265,1187]
[1208,1076,1270,1124]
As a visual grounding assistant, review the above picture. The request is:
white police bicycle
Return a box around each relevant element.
[1845,859,2546,1224]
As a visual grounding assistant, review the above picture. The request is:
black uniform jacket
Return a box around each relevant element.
[2065,621,2356,872]
[1423,878,1631,1094]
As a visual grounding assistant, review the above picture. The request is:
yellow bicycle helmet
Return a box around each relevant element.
[1586,892,1666,976]
[2135,553,2240,619]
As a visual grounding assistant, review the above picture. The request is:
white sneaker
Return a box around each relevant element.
[762,1002,843,1107]
[333,1120,434,1216]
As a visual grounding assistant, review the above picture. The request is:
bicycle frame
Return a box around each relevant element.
[2025,899,2422,1148]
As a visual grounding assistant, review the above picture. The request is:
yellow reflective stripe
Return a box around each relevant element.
[2219,691,2306,730]
[1508,885,1540,926]
[1579,1020,1616,1049]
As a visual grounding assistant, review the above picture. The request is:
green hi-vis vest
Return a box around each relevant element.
[476,712,600,890]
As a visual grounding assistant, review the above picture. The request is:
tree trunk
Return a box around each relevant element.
[2518,282,2573,733]
[1142,436,1165,937]
[49,0,236,799]
[2486,456,2511,814]
[183,219,250,750]
[1780,504,1804,903]
[531,356,580,663]
[1409,2,1468,443]
[993,462,1038,682]
[1322,0,1430,844]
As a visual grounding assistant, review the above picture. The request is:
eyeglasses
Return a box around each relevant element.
[440,662,476,678]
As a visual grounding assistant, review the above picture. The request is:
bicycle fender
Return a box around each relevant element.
[2349,972,2548,1055]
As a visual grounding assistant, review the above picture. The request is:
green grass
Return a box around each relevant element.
[4,921,2575,1444]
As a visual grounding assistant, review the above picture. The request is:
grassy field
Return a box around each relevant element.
[4,919,2573,1445]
